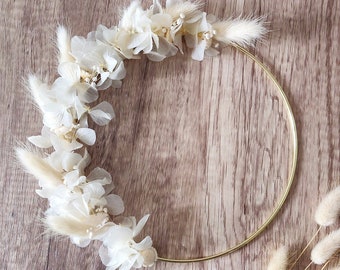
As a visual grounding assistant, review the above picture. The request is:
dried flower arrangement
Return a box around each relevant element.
[16,0,339,269]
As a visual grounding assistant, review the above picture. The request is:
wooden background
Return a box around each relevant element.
[1,0,339,269]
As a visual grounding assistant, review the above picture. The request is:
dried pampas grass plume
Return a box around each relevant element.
[267,246,289,270]
[315,186,340,226]
[16,148,63,188]
[311,229,340,265]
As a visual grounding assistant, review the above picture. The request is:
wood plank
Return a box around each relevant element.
[0,0,339,269]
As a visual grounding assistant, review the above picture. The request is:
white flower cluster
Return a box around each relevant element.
[17,0,266,269]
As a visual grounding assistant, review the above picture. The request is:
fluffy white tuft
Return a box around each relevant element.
[311,229,340,265]
[315,186,340,226]
[213,17,267,46]
[267,246,289,270]
[56,26,74,63]
[16,148,63,188]
[45,213,108,238]
[165,0,203,19]
[27,74,50,111]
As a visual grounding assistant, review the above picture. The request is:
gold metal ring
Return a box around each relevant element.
[157,44,298,263]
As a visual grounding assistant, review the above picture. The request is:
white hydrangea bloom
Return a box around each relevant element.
[39,151,124,247]
[45,192,111,244]
[119,1,157,55]
[70,37,127,89]
[99,215,157,270]
[186,12,219,61]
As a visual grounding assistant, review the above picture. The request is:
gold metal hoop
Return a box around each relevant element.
[157,44,298,263]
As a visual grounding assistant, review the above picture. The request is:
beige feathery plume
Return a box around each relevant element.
[56,26,74,64]
[213,17,267,47]
[27,74,50,111]
[267,246,289,270]
[16,148,63,189]
[45,213,109,238]
[328,266,340,270]
[164,1,202,20]
[315,186,340,226]
[311,229,340,265]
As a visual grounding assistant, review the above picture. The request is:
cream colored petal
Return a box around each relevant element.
[76,128,96,145]
[28,135,52,148]
[133,214,150,237]
[89,101,115,126]
[105,194,125,216]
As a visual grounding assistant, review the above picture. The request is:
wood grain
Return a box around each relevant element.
[1,0,339,269]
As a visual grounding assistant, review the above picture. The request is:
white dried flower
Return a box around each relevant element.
[119,0,158,55]
[100,25,137,59]
[28,108,88,153]
[315,186,340,226]
[70,36,126,89]
[99,215,157,270]
[49,130,85,152]
[53,61,99,104]
[147,11,178,61]
[267,246,289,270]
[165,1,203,53]
[311,229,340,265]
[44,181,123,241]
[187,12,220,60]
[27,75,90,134]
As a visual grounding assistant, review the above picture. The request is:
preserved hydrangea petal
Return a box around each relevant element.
[61,152,82,171]
[133,214,150,237]
[89,101,115,126]
[105,194,125,215]
[28,135,53,148]
[87,167,112,183]
[76,128,96,145]
[109,61,126,81]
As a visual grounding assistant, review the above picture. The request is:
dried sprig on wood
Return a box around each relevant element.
[267,246,289,270]
[270,186,340,270]
[315,186,340,227]
[311,229,340,265]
